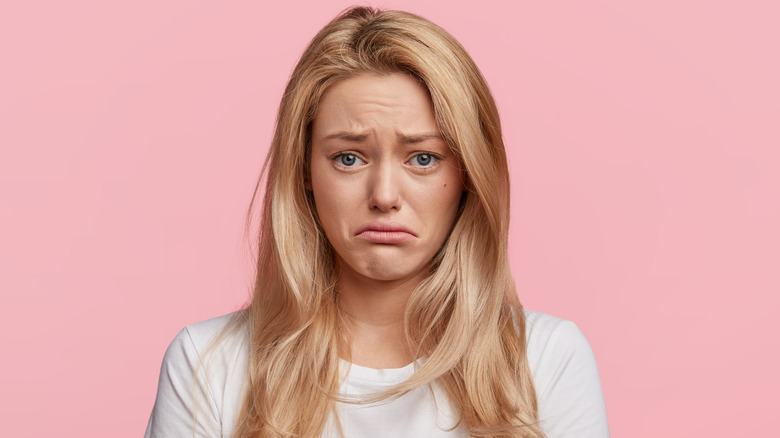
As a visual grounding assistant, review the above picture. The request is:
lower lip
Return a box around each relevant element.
[357,230,416,244]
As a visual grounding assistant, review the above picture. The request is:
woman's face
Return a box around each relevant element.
[310,73,464,288]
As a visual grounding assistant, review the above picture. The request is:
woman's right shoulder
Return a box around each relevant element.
[165,311,250,370]
[145,311,250,437]
[177,311,248,350]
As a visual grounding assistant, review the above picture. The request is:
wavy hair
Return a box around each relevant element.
[231,7,543,438]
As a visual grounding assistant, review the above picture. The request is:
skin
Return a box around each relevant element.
[310,73,464,368]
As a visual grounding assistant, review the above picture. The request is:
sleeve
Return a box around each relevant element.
[534,321,609,438]
[144,327,223,438]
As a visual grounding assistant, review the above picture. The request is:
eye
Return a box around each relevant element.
[333,153,365,167]
[408,153,438,167]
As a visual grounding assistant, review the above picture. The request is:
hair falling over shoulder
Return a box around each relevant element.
[229,7,545,438]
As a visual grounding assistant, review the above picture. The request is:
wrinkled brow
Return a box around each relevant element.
[323,131,369,142]
[396,132,442,144]
[321,131,443,143]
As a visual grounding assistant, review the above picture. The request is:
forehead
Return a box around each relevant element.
[312,73,437,136]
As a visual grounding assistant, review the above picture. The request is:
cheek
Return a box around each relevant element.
[312,187,338,230]
[413,184,462,237]
[310,165,355,238]
[441,189,464,223]
[436,171,465,218]
[310,160,337,201]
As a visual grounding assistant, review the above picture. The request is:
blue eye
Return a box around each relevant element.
[409,153,437,167]
[335,153,364,167]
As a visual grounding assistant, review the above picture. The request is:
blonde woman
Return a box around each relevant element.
[145,7,608,438]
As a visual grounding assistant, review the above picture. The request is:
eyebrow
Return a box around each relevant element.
[396,132,442,144]
[321,131,443,143]
[323,131,370,142]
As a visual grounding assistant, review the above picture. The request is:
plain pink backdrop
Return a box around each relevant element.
[1,1,778,436]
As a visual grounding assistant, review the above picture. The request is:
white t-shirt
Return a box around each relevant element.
[144,310,609,437]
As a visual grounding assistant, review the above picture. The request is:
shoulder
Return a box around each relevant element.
[165,311,250,392]
[161,312,248,373]
[145,312,249,438]
[523,309,591,364]
[522,310,610,437]
[175,312,247,356]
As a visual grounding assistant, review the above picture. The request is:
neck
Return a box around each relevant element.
[336,266,425,368]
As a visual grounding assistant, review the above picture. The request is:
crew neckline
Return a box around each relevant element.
[339,358,420,385]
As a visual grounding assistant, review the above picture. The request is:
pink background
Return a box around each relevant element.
[1,1,778,436]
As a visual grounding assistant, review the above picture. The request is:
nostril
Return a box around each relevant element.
[369,189,400,212]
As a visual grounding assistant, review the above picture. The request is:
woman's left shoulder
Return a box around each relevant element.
[523,310,591,353]
[522,309,600,381]
[522,309,610,437]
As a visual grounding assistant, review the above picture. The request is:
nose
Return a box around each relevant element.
[368,161,401,212]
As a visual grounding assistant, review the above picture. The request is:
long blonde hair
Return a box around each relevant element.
[232,7,543,438]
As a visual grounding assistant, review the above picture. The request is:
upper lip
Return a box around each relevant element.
[355,221,417,237]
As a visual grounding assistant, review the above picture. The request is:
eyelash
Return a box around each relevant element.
[333,153,365,167]
[407,153,439,168]
[330,152,442,170]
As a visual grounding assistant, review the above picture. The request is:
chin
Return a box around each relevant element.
[349,258,425,284]
[334,246,434,285]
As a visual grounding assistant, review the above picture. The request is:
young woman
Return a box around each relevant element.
[145,7,608,438]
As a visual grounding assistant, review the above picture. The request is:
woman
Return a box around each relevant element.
[145,7,608,438]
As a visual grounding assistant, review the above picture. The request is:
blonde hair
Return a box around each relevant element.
[232,7,543,438]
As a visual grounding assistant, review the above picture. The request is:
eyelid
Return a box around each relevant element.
[331,151,367,168]
[406,152,442,168]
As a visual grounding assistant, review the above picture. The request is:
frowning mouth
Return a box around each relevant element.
[355,221,417,244]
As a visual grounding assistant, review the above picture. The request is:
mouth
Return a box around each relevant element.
[355,221,417,244]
